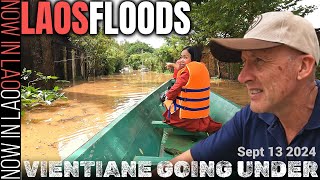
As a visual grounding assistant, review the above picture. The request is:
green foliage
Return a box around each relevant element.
[71,29,126,75]
[140,53,160,71]
[187,0,317,43]
[317,66,320,79]
[69,2,316,79]
[163,35,189,58]
[22,69,58,86]
[124,41,154,57]
[71,31,167,73]
[21,68,67,109]
[111,41,174,72]
[152,35,193,73]
[126,52,159,71]
[122,41,157,70]
[178,0,318,79]
[153,45,174,72]
[127,54,143,70]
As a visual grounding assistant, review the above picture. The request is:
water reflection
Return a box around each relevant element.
[22,71,172,161]
[21,72,249,161]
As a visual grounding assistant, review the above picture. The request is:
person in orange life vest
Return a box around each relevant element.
[162,46,222,133]
[166,59,186,79]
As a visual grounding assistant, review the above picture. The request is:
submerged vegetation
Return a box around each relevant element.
[21,68,68,112]
[70,31,185,75]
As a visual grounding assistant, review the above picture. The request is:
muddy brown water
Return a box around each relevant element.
[22,71,249,161]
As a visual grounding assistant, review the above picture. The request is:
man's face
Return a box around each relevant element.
[238,45,301,113]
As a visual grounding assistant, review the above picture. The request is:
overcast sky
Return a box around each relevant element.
[298,0,320,28]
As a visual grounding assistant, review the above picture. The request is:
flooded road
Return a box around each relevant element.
[21,72,249,161]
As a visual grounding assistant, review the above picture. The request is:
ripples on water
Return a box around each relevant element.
[57,92,150,159]
[22,71,249,161]
[22,71,173,161]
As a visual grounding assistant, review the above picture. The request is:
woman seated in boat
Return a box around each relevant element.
[162,46,222,133]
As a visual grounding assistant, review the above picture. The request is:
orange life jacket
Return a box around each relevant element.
[172,61,210,119]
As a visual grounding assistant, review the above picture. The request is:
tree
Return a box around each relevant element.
[154,46,174,72]
[187,0,317,43]
[178,0,317,79]
[127,54,142,70]
[124,41,154,57]
[21,0,58,88]
[164,35,190,59]
[71,30,125,75]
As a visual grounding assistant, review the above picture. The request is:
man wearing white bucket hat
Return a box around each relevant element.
[156,11,320,177]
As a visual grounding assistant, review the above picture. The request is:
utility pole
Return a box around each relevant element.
[141,49,144,67]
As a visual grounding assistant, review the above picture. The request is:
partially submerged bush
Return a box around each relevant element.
[21,68,68,109]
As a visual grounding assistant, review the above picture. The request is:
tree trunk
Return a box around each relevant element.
[216,60,221,78]
[21,0,55,89]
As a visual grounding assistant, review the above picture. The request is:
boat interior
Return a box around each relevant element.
[64,79,241,169]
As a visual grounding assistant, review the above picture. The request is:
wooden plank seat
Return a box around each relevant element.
[133,156,172,166]
[151,121,208,136]
[151,120,173,128]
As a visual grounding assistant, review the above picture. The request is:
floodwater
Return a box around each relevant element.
[210,78,250,107]
[21,71,249,161]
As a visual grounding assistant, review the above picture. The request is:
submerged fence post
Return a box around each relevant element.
[63,46,68,80]
[71,49,76,85]
[80,52,85,80]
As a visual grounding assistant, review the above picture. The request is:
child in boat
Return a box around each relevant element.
[162,46,222,133]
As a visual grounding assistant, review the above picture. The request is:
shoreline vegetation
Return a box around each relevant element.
[22,1,319,91]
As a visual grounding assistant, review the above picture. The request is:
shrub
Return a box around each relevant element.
[21,68,68,109]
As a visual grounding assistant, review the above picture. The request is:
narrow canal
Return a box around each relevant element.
[21,71,249,161]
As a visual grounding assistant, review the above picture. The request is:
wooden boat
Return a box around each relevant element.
[64,79,241,168]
